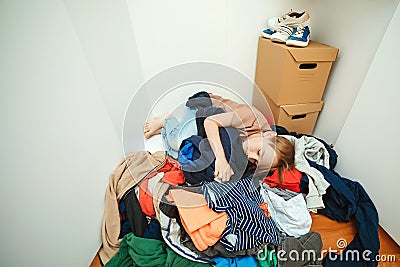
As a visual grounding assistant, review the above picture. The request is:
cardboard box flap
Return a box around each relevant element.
[281,102,323,116]
[287,41,338,62]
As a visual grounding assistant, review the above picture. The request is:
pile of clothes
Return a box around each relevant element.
[98,92,380,267]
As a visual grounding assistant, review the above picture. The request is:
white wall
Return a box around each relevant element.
[0,0,138,266]
[311,0,399,144]
[127,0,319,104]
[63,0,144,139]
[335,3,400,244]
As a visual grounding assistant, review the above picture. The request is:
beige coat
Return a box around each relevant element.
[99,151,167,264]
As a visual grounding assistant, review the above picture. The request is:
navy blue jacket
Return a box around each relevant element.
[309,161,379,267]
[178,127,250,185]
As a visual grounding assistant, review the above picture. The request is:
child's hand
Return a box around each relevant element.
[214,158,234,182]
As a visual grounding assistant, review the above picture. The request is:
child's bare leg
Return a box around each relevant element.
[143,113,170,139]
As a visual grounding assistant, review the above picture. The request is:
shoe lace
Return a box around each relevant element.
[292,25,305,37]
[276,25,293,35]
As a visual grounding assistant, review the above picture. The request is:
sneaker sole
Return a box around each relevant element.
[286,36,310,47]
[261,32,272,39]
[271,37,287,43]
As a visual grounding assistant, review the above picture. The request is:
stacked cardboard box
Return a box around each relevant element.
[253,36,338,134]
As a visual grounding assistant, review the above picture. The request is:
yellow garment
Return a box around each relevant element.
[169,189,228,251]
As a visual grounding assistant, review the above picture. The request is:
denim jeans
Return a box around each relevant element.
[161,107,197,159]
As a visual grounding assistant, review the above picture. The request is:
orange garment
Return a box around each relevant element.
[139,157,185,217]
[259,203,271,218]
[169,189,228,251]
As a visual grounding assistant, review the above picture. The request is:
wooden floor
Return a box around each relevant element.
[90,213,399,267]
[310,213,399,266]
[90,254,102,267]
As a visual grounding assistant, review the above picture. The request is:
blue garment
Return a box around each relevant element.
[118,201,131,238]
[299,173,309,194]
[161,107,197,159]
[178,127,249,185]
[308,161,379,267]
[178,140,196,167]
[202,177,279,252]
[120,221,132,238]
[178,135,214,184]
[213,255,258,267]
[143,219,163,241]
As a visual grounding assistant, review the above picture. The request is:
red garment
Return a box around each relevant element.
[139,157,185,217]
[263,168,302,193]
[162,170,185,186]
[139,179,155,218]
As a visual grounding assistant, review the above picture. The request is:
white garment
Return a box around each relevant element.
[137,173,164,205]
[260,186,311,238]
[282,135,331,212]
[302,136,330,168]
[147,172,164,195]
[159,211,212,264]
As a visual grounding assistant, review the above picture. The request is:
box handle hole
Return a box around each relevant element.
[299,63,317,69]
[292,114,307,120]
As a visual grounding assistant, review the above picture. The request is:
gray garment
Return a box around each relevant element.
[262,183,299,201]
[278,232,323,267]
[183,238,265,258]
[260,185,311,238]
[282,135,331,212]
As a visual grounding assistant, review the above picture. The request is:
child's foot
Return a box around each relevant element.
[143,113,170,139]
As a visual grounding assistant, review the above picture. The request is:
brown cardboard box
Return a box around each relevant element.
[255,36,338,105]
[253,89,323,135]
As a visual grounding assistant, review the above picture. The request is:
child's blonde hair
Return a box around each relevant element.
[274,136,295,184]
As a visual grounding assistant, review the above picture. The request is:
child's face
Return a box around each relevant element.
[246,134,263,163]
[247,134,279,172]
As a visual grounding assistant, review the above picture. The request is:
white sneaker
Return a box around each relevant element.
[270,25,294,43]
[268,10,310,30]
[261,28,276,39]
[286,25,311,47]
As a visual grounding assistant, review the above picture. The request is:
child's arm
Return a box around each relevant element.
[204,113,236,182]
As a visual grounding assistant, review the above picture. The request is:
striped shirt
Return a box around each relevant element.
[202,177,279,251]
